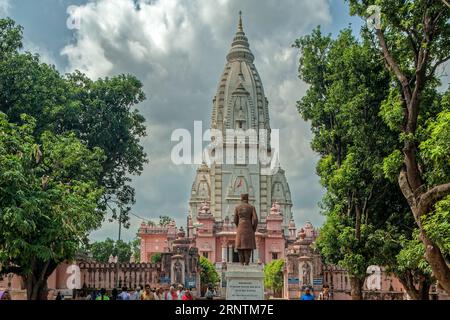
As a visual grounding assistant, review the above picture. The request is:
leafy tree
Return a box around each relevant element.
[159,215,174,227]
[199,256,219,288]
[0,18,147,231]
[0,18,148,299]
[151,253,162,264]
[0,113,104,300]
[348,0,450,294]
[131,237,141,262]
[264,259,284,297]
[89,238,116,263]
[89,238,135,263]
[294,27,431,299]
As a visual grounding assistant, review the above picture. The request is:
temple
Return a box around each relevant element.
[141,12,293,266]
[2,13,448,301]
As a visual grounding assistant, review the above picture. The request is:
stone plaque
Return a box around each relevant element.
[225,263,264,300]
[226,278,264,300]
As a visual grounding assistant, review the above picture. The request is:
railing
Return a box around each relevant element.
[78,262,167,290]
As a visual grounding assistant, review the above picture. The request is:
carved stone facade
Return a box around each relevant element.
[188,13,293,233]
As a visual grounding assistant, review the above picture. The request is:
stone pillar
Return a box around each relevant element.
[222,246,227,263]
[254,237,260,263]
[228,244,233,263]
[253,248,259,263]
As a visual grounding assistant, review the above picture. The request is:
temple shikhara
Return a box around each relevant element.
[140,12,293,266]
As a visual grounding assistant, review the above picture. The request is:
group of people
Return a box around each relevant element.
[300,285,332,300]
[83,284,195,301]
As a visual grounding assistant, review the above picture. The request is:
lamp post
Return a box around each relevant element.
[115,212,122,289]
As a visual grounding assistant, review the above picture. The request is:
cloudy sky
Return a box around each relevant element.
[1,0,363,242]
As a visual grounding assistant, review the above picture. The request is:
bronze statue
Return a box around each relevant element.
[234,193,258,265]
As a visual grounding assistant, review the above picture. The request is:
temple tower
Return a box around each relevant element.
[189,12,293,232]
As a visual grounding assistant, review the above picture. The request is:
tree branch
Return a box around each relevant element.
[427,55,450,79]
[398,169,417,213]
[375,29,412,104]
[417,182,450,216]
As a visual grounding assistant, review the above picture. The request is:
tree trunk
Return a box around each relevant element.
[24,259,58,300]
[349,277,364,300]
[398,270,430,300]
[398,171,450,294]
[25,275,49,300]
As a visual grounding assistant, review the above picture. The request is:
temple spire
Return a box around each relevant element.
[227,10,254,62]
[238,11,243,32]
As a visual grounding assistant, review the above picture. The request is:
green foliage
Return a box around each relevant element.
[264,259,284,295]
[159,215,174,227]
[396,230,431,275]
[0,18,148,229]
[382,150,403,182]
[151,253,162,264]
[0,18,23,56]
[89,238,115,263]
[294,23,421,288]
[89,238,140,263]
[420,109,450,186]
[199,256,219,287]
[0,112,104,275]
[379,89,404,131]
[131,237,141,262]
[347,1,450,285]
[422,196,450,257]
[0,18,148,298]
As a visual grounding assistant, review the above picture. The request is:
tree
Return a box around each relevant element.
[151,253,162,264]
[294,27,431,299]
[131,237,141,262]
[264,259,284,298]
[89,238,135,263]
[348,0,450,294]
[0,18,148,299]
[159,215,173,227]
[0,113,104,300]
[0,19,147,231]
[89,238,115,263]
[199,256,219,288]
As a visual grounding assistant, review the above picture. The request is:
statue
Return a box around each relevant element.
[173,260,183,285]
[233,193,258,265]
[302,263,311,286]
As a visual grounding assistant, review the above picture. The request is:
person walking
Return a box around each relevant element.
[154,288,163,300]
[141,284,155,300]
[300,287,315,300]
[118,287,130,300]
[1,290,11,300]
[205,285,215,300]
[177,284,185,300]
[165,286,178,300]
[182,289,194,300]
[96,288,110,300]
[318,285,332,300]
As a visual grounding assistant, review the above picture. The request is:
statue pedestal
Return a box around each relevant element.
[225,263,264,300]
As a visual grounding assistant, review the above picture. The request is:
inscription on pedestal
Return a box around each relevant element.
[226,278,264,300]
[224,264,265,300]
